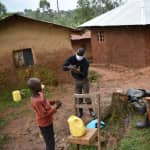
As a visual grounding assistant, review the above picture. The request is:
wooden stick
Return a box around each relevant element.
[145,97,150,122]
[97,94,101,150]
[77,144,80,150]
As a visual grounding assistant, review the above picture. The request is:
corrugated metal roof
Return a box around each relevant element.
[79,0,150,27]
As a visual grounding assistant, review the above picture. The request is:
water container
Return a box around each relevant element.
[12,90,22,102]
[68,115,86,137]
[86,119,105,129]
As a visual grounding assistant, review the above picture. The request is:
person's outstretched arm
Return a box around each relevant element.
[63,56,73,71]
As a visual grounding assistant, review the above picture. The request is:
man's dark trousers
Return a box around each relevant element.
[75,78,93,116]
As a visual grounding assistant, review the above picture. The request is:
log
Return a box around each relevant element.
[106,92,130,125]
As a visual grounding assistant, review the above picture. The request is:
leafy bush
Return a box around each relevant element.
[17,65,58,87]
[89,71,101,82]
[0,134,8,149]
[20,89,31,99]
[0,118,6,128]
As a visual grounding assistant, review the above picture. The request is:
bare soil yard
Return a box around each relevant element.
[1,64,150,150]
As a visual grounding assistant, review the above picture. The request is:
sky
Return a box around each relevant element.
[0,0,78,12]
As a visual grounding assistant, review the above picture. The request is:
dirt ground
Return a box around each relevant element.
[1,64,150,150]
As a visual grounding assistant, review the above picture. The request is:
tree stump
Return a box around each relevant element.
[106,92,133,127]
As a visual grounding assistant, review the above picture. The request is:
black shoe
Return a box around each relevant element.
[136,117,150,128]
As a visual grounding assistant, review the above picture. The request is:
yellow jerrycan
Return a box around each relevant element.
[12,90,22,102]
[68,115,86,137]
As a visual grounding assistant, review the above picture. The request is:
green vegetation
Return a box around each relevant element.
[0,118,6,128]
[0,2,7,17]
[0,0,123,27]
[89,71,101,82]
[17,65,58,88]
[20,89,31,99]
[72,144,97,150]
[119,115,150,150]
[0,89,24,112]
[0,85,54,149]
[22,0,123,28]
[0,89,31,149]
[0,134,8,149]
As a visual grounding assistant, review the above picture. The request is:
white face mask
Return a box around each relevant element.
[76,54,84,61]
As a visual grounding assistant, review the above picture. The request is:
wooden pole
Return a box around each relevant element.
[97,94,101,150]
[145,97,150,122]
[77,144,80,150]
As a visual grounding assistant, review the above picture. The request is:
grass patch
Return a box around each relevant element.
[89,71,101,82]
[0,118,6,128]
[0,89,30,112]
[119,115,150,150]
[0,134,8,149]
[71,144,97,150]
[0,90,20,112]
[20,88,31,99]
[0,87,53,113]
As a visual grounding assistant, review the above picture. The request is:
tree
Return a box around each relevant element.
[57,0,60,14]
[95,0,123,14]
[74,0,123,25]
[39,0,50,12]
[75,0,95,25]
[0,2,7,16]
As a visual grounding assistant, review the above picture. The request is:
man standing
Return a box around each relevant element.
[63,47,96,118]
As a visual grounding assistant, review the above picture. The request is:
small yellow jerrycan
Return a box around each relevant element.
[12,90,22,102]
[68,115,86,137]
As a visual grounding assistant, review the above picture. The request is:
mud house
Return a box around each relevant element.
[79,0,150,68]
[0,14,79,86]
[71,30,92,61]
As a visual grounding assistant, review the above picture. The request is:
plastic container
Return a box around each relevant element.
[86,119,105,129]
[68,115,86,137]
[12,90,22,102]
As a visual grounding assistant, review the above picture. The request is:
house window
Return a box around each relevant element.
[13,48,34,67]
[98,31,104,42]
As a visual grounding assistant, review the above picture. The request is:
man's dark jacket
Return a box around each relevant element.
[63,55,89,80]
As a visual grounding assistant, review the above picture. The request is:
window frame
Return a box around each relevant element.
[13,48,34,68]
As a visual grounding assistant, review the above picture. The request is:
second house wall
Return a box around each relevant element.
[91,27,148,68]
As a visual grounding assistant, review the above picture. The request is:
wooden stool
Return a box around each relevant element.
[68,92,101,150]
[68,128,98,150]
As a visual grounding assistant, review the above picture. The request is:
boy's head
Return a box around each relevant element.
[27,77,42,95]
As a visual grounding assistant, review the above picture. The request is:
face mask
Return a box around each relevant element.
[76,54,84,61]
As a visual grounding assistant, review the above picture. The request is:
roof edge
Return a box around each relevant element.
[0,13,80,33]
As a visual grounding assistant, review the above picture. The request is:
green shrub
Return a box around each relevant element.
[89,71,101,82]
[20,88,31,99]
[0,134,8,149]
[17,65,58,87]
[0,118,6,128]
